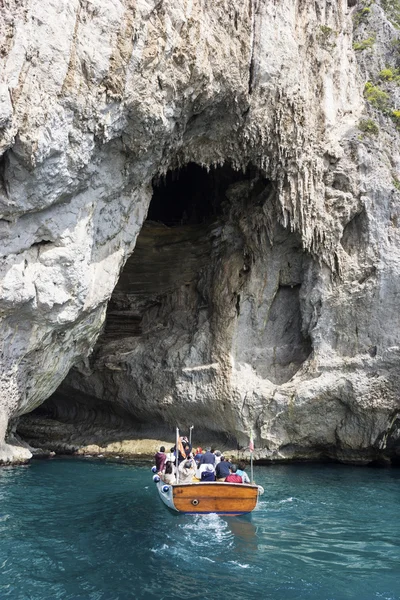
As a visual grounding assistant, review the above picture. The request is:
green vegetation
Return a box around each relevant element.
[317,25,337,49]
[379,67,400,81]
[353,34,376,51]
[353,3,400,132]
[380,67,396,79]
[362,85,400,129]
[391,109,400,126]
[381,0,400,28]
[391,37,400,50]
[364,81,390,109]
[393,177,400,190]
[380,68,395,80]
[319,25,333,36]
[354,7,371,27]
[358,118,379,134]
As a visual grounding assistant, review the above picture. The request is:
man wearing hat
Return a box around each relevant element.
[201,464,216,482]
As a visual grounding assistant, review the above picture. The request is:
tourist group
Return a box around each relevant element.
[154,438,251,485]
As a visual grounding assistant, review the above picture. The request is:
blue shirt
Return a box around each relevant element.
[215,461,231,478]
[236,469,250,483]
[200,451,216,465]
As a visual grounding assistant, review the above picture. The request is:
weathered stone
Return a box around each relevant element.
[1,0,400,465]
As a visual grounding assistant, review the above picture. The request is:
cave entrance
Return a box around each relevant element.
[102,162,247,341]
[20,162,313,451]
[148,162,245,226]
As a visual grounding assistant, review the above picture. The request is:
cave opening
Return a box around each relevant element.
[20,161,313,451]
[148,162,248,226]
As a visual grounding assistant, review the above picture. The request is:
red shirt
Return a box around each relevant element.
[225,474,243,483]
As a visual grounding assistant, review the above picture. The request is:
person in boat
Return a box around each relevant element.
[172,439,187,464]
[194,447,203,465]
[154,446,167,473]
[162,461,176,484]
[178,458,197,483]
[199,447,216,466]
[198,446,216,478]
[236,461,250,484]
[166,447,176,463]
[214,450,222,465]
[225,464,243,483]
[200,463,216,482]
[215,456,232,481]
[181,436,192,453]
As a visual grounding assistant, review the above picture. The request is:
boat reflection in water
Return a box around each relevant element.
[223,515,258,551]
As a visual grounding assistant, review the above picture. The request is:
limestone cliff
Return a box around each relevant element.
[1,0,400,464]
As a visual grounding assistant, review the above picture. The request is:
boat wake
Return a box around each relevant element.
[179,513,234,547]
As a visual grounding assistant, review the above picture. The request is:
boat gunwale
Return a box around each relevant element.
[171,481,259,489]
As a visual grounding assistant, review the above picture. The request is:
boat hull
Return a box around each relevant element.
[156,480,260,515]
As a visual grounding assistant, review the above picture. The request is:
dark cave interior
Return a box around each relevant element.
[148,162,257,225]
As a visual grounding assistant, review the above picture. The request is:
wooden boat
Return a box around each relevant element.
[152,428,263,515]
[152,476,264,515]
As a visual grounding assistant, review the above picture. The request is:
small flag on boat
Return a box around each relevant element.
[249,430,254,452]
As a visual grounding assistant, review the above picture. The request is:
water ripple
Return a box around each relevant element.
[0,460,399,600]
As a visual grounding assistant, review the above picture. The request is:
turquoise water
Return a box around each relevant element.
[0,459,399,600]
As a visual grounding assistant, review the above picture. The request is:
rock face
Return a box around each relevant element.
[1,0,400,464]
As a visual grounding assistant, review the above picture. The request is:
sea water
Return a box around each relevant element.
[0,459,399,600]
